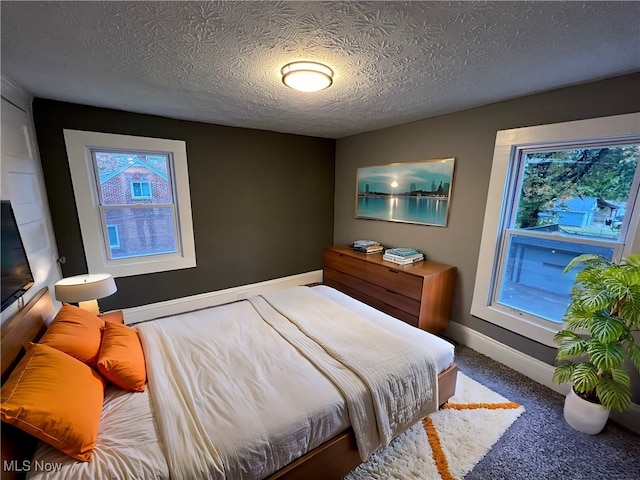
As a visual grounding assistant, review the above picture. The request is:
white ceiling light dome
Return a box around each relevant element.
[281,61,333,92]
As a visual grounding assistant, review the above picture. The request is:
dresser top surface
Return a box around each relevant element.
[325,245,455,276]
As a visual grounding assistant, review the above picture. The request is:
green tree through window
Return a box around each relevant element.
[516,146,638,230]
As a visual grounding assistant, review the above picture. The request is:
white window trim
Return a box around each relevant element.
[471,113,640,347]
[63,129,196,278]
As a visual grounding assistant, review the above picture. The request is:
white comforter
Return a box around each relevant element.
[28,286,447,480]
[137,292,347,479]
[141,286,437,479]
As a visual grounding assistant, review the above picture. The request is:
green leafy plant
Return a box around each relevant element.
[553,253,640,411]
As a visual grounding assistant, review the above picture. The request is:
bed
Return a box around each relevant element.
[1,284,457,480]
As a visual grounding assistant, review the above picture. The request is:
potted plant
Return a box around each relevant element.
[553,253,640,434]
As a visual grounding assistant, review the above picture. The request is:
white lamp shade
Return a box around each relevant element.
[54,273,117,303]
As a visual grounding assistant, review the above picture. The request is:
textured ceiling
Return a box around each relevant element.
[1,1,639,139]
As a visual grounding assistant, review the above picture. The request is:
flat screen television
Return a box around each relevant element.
[1,200,35,311]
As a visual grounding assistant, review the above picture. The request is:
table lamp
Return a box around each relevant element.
[54,273,117,315]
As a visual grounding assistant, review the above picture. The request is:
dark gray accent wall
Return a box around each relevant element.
[334,73,640,365]
[33,99,335,311]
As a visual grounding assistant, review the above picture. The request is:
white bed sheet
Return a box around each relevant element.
[28,285,454,480]
[28,385,168,480]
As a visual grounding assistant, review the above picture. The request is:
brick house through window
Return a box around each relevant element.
[97,154,178,260]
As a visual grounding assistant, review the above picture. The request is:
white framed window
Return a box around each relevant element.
[130,180,152,199]
[107,224,120,249]
[63,130,196,278]
[472,113,640,347]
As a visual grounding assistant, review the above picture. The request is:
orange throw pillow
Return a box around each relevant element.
[39,303,105,369]
[0,343,105,461]
[97,322,146,392]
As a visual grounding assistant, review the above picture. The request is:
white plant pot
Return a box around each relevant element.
[563,387,610,435]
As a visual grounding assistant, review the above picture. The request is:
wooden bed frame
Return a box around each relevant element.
[1,287,458,480]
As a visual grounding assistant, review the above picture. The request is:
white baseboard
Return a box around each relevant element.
[123,270,323,324]
[445,320,640,435]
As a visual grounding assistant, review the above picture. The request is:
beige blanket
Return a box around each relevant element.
[254,286,439,460]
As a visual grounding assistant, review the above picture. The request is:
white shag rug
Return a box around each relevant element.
[344,372,525,480]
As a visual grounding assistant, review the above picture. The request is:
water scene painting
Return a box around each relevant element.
[355,158,455,226]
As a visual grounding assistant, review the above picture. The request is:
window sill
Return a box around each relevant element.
[470,302,560,347]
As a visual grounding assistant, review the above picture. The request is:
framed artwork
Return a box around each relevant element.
[355,158,455,227]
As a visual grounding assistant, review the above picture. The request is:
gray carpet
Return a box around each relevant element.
[451,344,640,480]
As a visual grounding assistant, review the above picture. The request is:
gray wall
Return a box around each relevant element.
[33,99,335,311]
[334,73,640,365]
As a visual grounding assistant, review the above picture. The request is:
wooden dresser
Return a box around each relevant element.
[323,245,456,333]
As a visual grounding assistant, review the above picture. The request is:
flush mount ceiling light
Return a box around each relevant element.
[281,61,333,92]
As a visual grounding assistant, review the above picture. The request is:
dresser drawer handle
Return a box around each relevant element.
[388,269,399,273]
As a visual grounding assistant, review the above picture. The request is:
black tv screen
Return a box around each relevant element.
[1,200,35,311]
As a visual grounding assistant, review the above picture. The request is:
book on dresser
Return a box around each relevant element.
[383,253,424,265]
[351,240,384,254]
[323,245,456,334]
[383,247,424,264]
[358,245,384,254]
[385,247,420,257]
